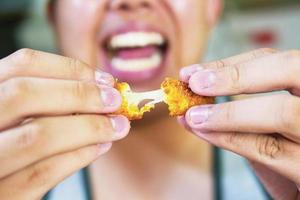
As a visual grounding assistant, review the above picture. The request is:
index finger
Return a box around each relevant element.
[180,48,277,82]
[188,50,300,96]
[0,48,114,86]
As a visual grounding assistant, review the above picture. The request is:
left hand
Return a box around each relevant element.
[178,48,300,200]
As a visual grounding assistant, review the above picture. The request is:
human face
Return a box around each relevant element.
[52,0,214,91]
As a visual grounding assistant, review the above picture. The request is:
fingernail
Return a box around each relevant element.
[189,70,216,91]
[97,143,112,155]
[188,105,213,125]
[180,64,203,82]
[110,115,130,137]
[100,86,122,111]
[95,71,115,86]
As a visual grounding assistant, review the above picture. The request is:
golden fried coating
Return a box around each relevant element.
[114,78,214,120]
[161,78,214,116]
[114,82,155,120]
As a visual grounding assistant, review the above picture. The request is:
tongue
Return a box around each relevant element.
[115,46,159,60]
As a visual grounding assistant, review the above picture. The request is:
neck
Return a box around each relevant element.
[90,106,213,199]
[130,105,212,170]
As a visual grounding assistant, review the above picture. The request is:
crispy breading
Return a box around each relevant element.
[114,82,154,120]
[161,78,214,116]
[114,78,214,120]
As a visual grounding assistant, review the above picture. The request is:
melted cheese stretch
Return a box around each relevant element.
[114,82,157,120]
[114,78,214,120]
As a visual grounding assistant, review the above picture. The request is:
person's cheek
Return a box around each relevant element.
[168,0,209,67]
[55,0,104,66]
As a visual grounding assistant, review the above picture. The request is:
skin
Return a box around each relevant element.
[0,49,130,200]
[181,48,300,200]
[2,0,300,200]
[51,0,218,90]
[51,0,220,199]
[0,0,221,199]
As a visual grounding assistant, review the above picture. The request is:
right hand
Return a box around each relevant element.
[0,49,130,200]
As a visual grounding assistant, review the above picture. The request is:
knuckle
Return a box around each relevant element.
[213,59,226,69]
[220,132,245,151]
[222,103,236,123]
[228,65,242,91]
[67,58,87,79]
[15,123,41,149]
[85,115,109,133]
[1,78,31,105]
[71,147,96,164]
[71,81,89,104]
[255,135,283,159]
[278,95,300,133]
[10,78,31,96]
[223,132,244,148]
[11,48,37,67]
[27,163,50,187]
[225,132,239,146]
[285,50,300,71]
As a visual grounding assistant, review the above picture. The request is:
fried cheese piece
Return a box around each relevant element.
[114,78,214,120]
[161,78,214,116]
[114,82,162,120]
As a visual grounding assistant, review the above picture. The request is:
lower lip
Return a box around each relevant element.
[102,48,167,83]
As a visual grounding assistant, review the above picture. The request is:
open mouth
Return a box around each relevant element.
[102,30,169,83]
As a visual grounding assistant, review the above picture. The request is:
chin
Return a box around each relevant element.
[97,21,175,91]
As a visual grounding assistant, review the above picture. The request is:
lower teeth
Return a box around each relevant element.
[111,52,162,71]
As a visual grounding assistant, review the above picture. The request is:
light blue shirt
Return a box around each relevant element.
[48,153,268,200]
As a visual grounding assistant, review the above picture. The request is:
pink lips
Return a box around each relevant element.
[99,23,168,83]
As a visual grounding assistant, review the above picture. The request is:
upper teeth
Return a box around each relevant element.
[110,31,165,49]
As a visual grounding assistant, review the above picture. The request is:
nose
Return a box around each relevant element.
[109,0,152,12]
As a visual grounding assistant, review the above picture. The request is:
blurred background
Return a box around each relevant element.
[1,0,300,199]
[1,0,300,58]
